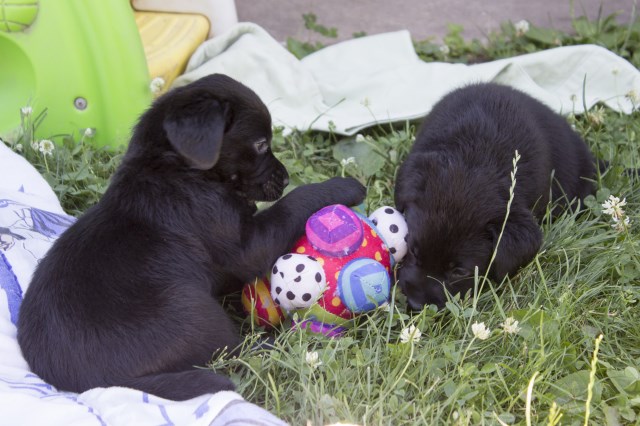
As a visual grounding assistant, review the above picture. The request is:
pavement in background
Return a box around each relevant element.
[235,0,635,44]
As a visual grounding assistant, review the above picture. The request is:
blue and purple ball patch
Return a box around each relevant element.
[337,258,390,313]
[306,204,364,257]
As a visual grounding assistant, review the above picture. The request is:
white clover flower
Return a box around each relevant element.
[514,20,530,36]
[602,195,632,232]
[602,195,627,221]
[305,351,322,369]
[378,303,391,312]
[150,77,165,94]
[626,89,639,104]
[38,139,55,156]
[501,317,521,334]
[471,321,490,340]
[84,128,95,138]
[14,144,23,152]
[355,134,366,143]
[587,106,606,126]
[439,44,450,55]
[612,216,631,233]
[30,140,39,151]
[340,156,356,167]
[21,106,32,117]
[399,325,422,344]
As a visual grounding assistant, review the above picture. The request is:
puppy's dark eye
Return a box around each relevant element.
[254,138,269,154]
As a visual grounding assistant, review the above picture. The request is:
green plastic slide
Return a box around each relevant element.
[1,0,153,148]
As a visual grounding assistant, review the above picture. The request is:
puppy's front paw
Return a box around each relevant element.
[323,177,366,206]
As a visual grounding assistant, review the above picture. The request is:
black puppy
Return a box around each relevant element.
[395,83,596,309]
[17,74,365,400]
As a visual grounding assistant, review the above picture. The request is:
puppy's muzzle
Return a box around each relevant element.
[398,267,449,311]
[262,164,289,201]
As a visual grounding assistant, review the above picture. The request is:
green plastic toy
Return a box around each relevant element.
[0,0,153,148]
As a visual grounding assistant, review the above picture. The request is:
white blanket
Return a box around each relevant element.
[174,23,640,135]
[0,142,286,425]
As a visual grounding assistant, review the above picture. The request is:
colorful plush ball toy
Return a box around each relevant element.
[241,277,286,328]
[270,253,327,311]
[368,206,409,263]
[242,204,408,337]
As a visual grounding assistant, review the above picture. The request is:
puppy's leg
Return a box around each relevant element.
[262,176,366,232]
[234,176,366,282]
[96,287,242,400]
[119,370,234,401]
[490,207,543,280]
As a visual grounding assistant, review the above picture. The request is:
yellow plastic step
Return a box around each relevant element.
[134,11,209,90]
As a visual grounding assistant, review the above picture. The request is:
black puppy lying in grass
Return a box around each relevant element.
[395,83,597,310]
[17,74,365,400]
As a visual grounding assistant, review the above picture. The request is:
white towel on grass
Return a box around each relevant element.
[174,23,640,135]
[0,142,287,426]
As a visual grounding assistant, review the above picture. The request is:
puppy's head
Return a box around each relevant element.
[395,153,542,310]
[398,208,494,310]
[129,74,288,202]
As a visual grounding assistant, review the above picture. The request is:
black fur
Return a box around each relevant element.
[395,83,597,310]
[17,74,365,400]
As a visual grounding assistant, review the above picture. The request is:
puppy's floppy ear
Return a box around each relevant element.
[395,152,441,211]
[163,99,229,170]
[488,207,542,281]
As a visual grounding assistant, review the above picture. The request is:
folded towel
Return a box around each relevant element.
[174,23,640,135]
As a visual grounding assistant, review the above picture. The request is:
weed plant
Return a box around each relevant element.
[3,10,640,426]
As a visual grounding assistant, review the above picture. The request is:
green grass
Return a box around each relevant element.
[3,10,640,426]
